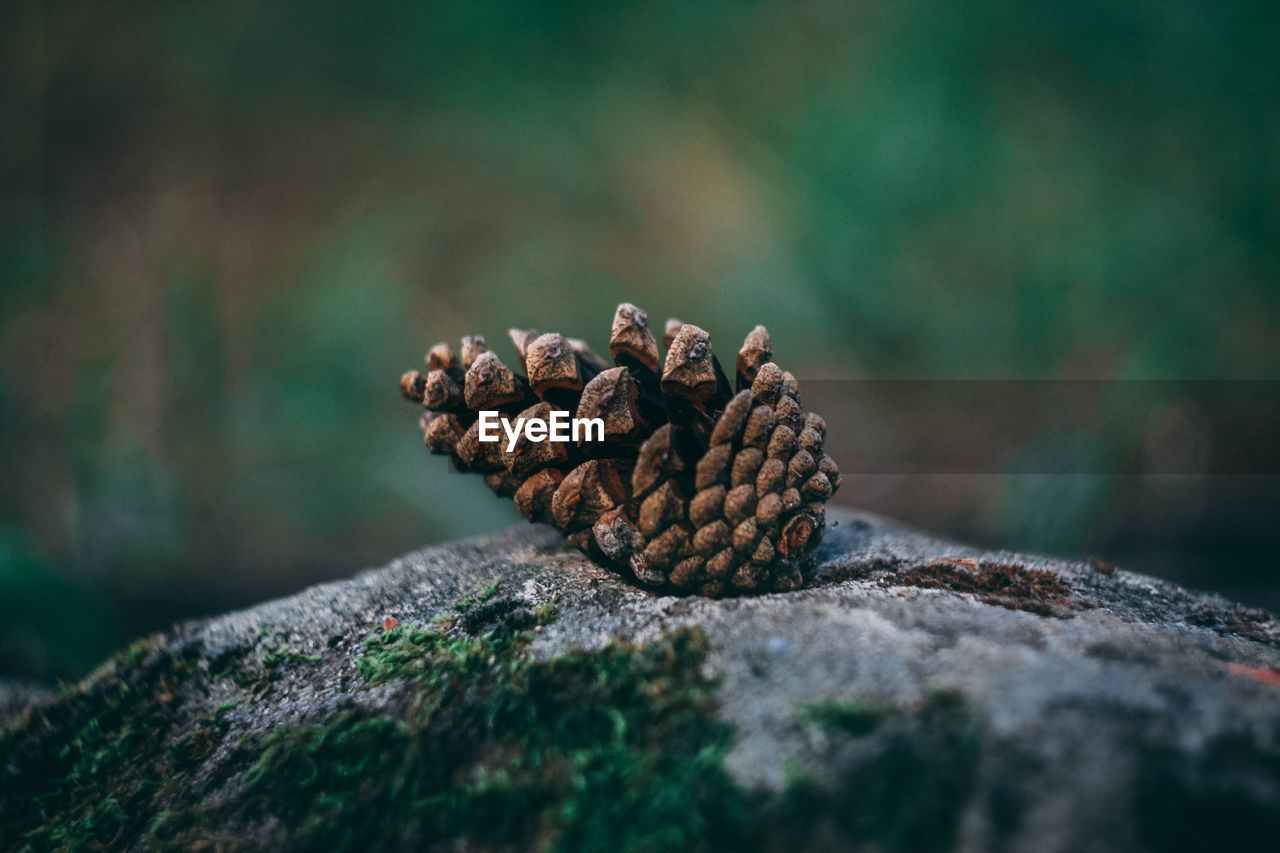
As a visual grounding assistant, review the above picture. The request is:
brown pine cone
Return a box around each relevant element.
[399,303,840,597]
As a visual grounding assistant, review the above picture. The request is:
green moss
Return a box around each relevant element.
[208,631,323,689]
[0,639,200,850]
[260,644,322,669]
[231,600,750,852]
[0,587,747,851]
[778,691,982,853]
[0,626,319,850]
[0,588,984,852]
[802,699,891,737]
[206,644,253,686]
[1136,725,1280,850]
[534,602,560,627]
[453,581,501,614]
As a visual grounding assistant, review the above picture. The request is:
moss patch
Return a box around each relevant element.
[1185,603,1277,647]
[1,589,986,852]
[223,624,748,851]
[0,592,751,852]
[783,691,983,853]
[1135,721,1280,850]
[883,558,1087,617]
[208,630,323,691]
[0,637,202,849]
[801,698,891,737]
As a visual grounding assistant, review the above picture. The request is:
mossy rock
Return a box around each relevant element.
[3,508,1280,851]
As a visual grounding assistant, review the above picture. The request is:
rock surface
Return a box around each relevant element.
[0,680,52,726]
[5,506,1280,851]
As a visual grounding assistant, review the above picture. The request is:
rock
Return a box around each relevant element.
[0,680,52,726]
[3,507,1279,851]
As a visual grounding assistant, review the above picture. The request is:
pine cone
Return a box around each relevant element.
[399,303,840,597]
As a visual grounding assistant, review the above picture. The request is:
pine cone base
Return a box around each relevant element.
[400,303,840,597]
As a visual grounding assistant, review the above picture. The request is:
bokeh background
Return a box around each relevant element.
[3,0,1278,681]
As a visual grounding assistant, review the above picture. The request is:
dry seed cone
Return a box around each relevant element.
[399,303,840,597]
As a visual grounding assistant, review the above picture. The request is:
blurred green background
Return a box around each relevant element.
[2,0,1278,681]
